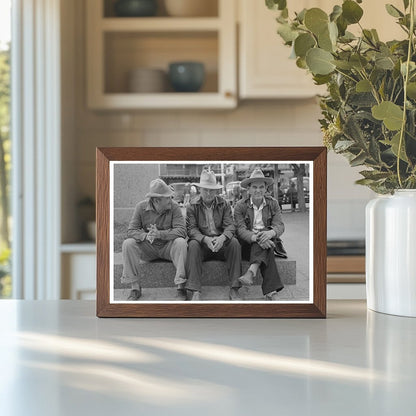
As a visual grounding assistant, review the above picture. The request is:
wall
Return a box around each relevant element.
[61,0,374,243]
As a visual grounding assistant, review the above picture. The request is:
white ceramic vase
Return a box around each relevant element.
[366,190,416,317]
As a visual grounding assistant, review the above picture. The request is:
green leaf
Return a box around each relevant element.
[407,82,416,99]
[355,178,378,186]
[350,152,368,167]
[369,136,382,163]
[305,48,336,75]
[334,140,355,151]
[401,61,416,76]
[336,15,348,36]
[378,78,386,100]
[342,0,364,24]
[266,0,287,11]
[318,27,334,52]
[343,114,367,147]
[371,29,380,43]
[296,57,308,69]
[372,101,404,131]
[350,54,368,70]
[390,132,409,162]
[304,8,329,35]
[328,21,338,45]
[408,109,416,138]
[333,60,353,70]
[385,4,404,18]
[330,5,342,22]
[296,8,307,23]
[375,56,395,70]
[399,14,411,29]
[313,74,332,85]
[356,79,372,92]
[360,170,391,180]
[339,31,356,43]
[363,29,376,46]
[348,92,377,107]
[403,0,409,10]
[276,13,287,24]
[277,23,299,43]
[294,33,316,58]
[278,0,287,10]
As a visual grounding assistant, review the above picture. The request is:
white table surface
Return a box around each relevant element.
[0,300,415,416]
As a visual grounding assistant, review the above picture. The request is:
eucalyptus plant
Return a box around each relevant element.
[266,0,416,193]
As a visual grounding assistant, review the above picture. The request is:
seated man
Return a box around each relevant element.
[122,178,187,301]
[234,168,285,301]
[186,169,242,301]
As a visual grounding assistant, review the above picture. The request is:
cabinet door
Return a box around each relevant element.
[239,0,326,99]
[62,253,96,300]
[239,0,404,99]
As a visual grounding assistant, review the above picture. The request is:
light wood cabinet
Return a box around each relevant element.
[61,245,96,300]
[238,0,325,99]
[238,0,404,99]
[86,0,237,109]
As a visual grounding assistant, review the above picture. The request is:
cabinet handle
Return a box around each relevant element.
[224,91,234,99]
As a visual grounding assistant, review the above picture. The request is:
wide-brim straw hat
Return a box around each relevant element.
[193,169,222,190]
[145,178,175,198]
[240,168,274,188]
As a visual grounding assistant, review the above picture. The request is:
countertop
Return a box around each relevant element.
[0,300,415,415]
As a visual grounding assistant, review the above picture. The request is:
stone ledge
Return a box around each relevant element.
[113,259,296,289]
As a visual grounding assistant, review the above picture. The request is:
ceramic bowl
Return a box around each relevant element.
[168,62,205,92]
[114,0,158,17]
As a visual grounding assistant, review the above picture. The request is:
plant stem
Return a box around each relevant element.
[334,68,358,84]
[397,0,415,188]
[358,69,381,104]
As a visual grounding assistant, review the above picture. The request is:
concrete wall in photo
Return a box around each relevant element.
[114,163,159,226]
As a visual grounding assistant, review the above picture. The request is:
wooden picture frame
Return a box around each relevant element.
[96,147,327,318]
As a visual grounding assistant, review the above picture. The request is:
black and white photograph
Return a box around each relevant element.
[110,161,313,303]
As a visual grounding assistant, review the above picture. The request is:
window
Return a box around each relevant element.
[0,0,11,298]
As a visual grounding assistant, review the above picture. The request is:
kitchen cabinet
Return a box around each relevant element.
[61,244,96,300]
[86,0,237,109]
[238,0,325,99]
[238,0,404,99]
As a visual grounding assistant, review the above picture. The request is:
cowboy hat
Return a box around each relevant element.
[145,178,174,198]
[240,168,274,188]
[193,169,222,190]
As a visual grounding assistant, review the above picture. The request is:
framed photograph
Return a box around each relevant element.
[96,147,327,318]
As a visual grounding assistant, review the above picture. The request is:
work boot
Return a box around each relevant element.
[175,283,187,301]
[229,287,242,301]
[191,291,201,301]
[127,288,142,301]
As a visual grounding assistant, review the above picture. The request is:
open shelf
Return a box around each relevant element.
[101,17,221,31]
[104,31,218,94]
[103,0,219,18]
[86,0,236,109]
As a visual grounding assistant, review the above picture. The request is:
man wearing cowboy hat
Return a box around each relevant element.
[186,169,242,301]
[122,178,188,301]
[234,168,286,301]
